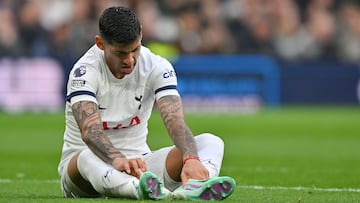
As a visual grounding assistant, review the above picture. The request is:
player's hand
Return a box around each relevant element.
[181,159,209,184]
[112,157,147,179]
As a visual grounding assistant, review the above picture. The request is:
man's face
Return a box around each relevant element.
[96,35,142,79]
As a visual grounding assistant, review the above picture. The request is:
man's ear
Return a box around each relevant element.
[95,35,105,50]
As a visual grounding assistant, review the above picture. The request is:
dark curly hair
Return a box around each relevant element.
[99,6,141,44]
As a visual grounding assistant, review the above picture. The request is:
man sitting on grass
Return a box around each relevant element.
[58,6,236,201]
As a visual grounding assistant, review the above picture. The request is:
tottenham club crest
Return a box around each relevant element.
[74,65,87,77]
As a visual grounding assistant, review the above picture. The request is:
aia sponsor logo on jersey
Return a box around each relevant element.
[162,69,175,78]
[74,65,86,77]
[102,116,141,130]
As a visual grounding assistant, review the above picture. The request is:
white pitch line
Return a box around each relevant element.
[1,179,360,193]
[238,185,360,193]
[0,179,11,183]
[0,179,59,183]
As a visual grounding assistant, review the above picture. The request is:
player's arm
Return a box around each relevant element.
[72,100,146,176]
[157,95,209,182]
[157,95,197,157]
[72,100,124,162]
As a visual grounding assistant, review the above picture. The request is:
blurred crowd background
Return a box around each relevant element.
[1,0,360,63]
[0,0,360,112]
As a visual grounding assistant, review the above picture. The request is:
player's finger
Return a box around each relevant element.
[138,168,143,175]
[136,158,147,172]
[181,172,189,184]
[123,162,131,174]
[133,159,146,178]
[129,159,140,174]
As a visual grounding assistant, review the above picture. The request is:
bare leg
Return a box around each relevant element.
[165,147,183,182]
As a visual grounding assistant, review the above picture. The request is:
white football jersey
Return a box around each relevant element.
[59,45,179,166]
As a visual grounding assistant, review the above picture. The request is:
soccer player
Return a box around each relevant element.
[58,6,236,200]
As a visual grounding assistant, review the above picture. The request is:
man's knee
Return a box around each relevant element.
[195,133,224,150]
[195,133,225,178]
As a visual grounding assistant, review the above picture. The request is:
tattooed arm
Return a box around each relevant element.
[157,95,197,158]
[157,95,209,182]
[72,101,146,177]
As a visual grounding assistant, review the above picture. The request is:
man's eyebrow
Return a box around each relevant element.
[115,45,140,54]
[130,45,140,52]
[115,50,128,54]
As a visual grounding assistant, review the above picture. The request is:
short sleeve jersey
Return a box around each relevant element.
[59,45,179,163]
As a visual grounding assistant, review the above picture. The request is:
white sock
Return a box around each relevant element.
[195,133,224,178]
[77,149,140,199]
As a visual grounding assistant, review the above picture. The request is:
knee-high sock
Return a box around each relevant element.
[195,133,224,178]
[77,149,139,199]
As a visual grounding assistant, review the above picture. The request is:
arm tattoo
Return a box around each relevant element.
[72,101,124,164]
[157,95,198,158]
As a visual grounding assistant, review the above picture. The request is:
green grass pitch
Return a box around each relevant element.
[0,106,360,202]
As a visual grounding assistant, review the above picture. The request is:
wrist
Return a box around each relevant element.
[183,157,200,165]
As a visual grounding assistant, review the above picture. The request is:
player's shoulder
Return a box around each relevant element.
[77,45,102,65]
[139,46,173,71]
[72,45,103,74]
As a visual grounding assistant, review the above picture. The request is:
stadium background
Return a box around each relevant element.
[0,1,360,202]
[0,0,359,112]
